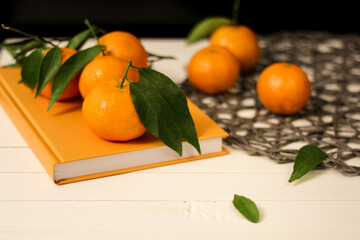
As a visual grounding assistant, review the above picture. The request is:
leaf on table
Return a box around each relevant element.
[35,46,62,98]
[232,194,260,223]
[289,145,326,182]
[47,45,103,110]
[130,81,183,156]
[20,48,44,90]
[136,68,201,155]
[186,17,231,44]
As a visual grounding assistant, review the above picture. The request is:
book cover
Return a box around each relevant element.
[0,67,229,185]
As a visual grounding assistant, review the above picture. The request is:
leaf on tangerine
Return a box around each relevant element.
[20,48,44,90]
[47,45,103,110]
[137,68,201,155]
[130,81,183,156]
[66,29,91,50]
[186,17,231,44]
[35,46,62,98]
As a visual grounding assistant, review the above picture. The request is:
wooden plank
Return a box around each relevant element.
[0,200,359,239]
[0,171,358,201]
[0,105,27,147]
[0,148,43,173]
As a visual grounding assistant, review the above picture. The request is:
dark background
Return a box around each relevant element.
[1,0,358,40]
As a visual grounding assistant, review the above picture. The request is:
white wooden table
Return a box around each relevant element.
[1,39,360,239]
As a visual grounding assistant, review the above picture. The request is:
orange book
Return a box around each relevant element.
[0,67,229,185]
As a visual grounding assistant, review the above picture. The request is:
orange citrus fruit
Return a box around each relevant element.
[256,62,311,115]
[79,55,140,99]
[210,25,261,71]
[40,47,80,100]
[82,79,146,141]
[187,45,240,94]
[98,31,148,68]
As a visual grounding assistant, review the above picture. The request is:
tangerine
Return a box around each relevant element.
[82,79,146,141]
[79,55,140,99]
[210,25,261,71]
[256,62,311,115]
[40,47,80,100]
[98,31,148,68]
[187,45,240,94]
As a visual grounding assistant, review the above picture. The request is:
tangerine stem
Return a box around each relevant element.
[232,0,241,26]
[118,61,132,88]
[1,24,56,47]
[84,19,105,56]
[147,51,176,68]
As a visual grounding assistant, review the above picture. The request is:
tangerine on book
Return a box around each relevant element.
[0,67,229,185]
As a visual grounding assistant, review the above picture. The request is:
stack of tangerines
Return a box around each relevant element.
[41,31,149,141]
[187,24,311,115]
[187,24,261,95]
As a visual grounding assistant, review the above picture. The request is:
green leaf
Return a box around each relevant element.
[130,81,183,156]
[3,63,21,68]
[14,40,44,65]
[35,46,62,98]
[1,39,34,57]
[47,45,103,110]
[15,40,44,56]
[186,17,231,44]
[289,145,326,182]
[66,29,91,50]
[20,48,44,90]
[137,68,201,154]
[1,39,44,66]
[232,194,260,223]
